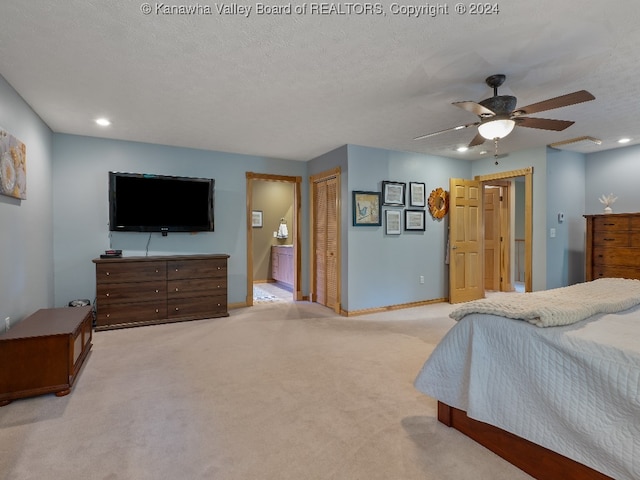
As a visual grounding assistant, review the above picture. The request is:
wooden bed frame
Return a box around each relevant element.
[437,402,613,480]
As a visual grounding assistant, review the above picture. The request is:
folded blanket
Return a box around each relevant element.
[450,278,640,327]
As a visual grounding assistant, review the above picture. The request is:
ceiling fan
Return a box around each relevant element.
[414,74,595,147]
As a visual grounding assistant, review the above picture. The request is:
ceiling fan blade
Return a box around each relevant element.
[414,122,479,141]
[468,133,486,147]
[515,90,595,115]
[452,101,495,117]
[516,117,575,131]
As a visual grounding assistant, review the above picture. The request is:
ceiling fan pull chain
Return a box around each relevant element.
[494,138,500,165]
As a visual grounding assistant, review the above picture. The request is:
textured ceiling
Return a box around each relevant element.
[1,1,639,161]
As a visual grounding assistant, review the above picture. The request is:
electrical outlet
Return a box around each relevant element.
[550,228,556,238]
[419,275,425,284]
[4,317,10,331]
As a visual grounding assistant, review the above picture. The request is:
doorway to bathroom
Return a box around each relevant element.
[245,172,301,306]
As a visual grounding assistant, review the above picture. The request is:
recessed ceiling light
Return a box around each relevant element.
[456,146,469,152]
[618,138,631,144]
[95,118,111,127]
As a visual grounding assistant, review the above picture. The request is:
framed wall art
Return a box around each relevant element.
[0,128,27,200]
[251,210,263,228]
[409,182,426,207]
[352,191,381,226]
[404,209,426,231]
[385,209,401,235]
[381,181,406,206]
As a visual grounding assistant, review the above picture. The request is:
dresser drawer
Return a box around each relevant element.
[592,216,630,231]
[96,262,166,284]
[97,281,167,305]
[592,265,640,280]
[167,259,227,280]
[168,295,227,319]
[96,302,168,328]
[593,230,630,247]
[592,247,640,267]
[167,277,227,298]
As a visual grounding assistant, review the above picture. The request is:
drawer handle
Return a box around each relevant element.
[175,307,179,311]
[217,303,221,307]
[155,269,159,273]
[603,238,615,241]
[155,309,159,313]
[175,288,179,292]
[105,293,110,297]
[175,268,179,272]
[106,272,110,276]
[217,266,221,270]
[106,314,110,318]
[155,289,159,293]
[604,223,616,226]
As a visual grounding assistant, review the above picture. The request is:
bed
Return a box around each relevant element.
[414,278,640,480]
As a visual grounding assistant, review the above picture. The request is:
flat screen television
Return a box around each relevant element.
[109,172,214,232]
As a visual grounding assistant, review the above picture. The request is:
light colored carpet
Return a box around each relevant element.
[0,300,533,480]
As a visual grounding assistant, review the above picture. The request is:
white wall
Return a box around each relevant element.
[0,75,53,327]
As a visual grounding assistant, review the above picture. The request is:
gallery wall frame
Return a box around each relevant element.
[385,209,402,235]
[353,191,382,226]
[409,182,426,207]
[404,209,426,231]
[381,181,406,207]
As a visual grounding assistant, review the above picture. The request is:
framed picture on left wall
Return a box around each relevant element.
[0,128,27,200]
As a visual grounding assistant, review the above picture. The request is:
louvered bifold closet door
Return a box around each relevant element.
[315,180,328,306]
[325,177,338,309]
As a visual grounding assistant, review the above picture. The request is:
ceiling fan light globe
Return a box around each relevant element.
[478,118,516,140]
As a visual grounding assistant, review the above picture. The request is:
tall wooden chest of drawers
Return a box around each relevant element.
[93,254,229,330]
[584,213,640,281]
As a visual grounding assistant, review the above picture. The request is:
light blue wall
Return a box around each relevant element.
[343,145,470,312]
[0,75,54,327]
[585,144,640,215]
[52,134,309,307]
[546,148,585,288]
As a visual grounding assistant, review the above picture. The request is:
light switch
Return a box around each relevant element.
[550,228,556,238]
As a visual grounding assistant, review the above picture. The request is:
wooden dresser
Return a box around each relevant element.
[93,254,229,330]
[0,306,93,406]
[271,245,293,288]
[584,213,640,281]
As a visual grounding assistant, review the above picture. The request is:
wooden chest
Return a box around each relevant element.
[0,306,93,405]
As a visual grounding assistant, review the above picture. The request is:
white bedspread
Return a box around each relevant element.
[415,305,640,480]
[449,277,640,327]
